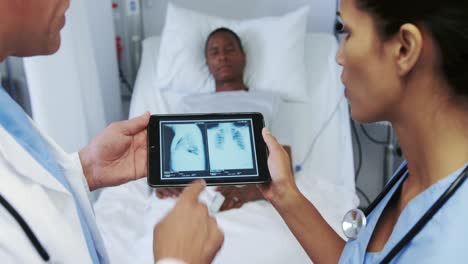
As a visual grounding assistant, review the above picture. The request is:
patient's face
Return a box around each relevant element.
[206,31,246,83]
[336,0,402,123]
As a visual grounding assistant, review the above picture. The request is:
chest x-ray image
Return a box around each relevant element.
[162,123,207,173]
[206,121,254,170]
[161,119,257,179]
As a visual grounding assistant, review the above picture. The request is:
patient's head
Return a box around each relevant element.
[205,27,247,92]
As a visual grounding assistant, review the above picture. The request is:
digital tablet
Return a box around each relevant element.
[147,113,271,187]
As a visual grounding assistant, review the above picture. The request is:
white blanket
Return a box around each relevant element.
[94,33,359,264]
[179,90,281,129]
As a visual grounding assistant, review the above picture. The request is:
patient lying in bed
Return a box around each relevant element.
[156,27,291,211]
[94,25,357,264]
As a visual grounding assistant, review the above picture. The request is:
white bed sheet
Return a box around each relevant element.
[94,33,358,264]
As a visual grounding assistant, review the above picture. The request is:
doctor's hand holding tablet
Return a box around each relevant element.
[80,112,225,263]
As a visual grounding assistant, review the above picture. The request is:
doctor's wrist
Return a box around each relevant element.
[78,147,98,191]
[269,184,303,211]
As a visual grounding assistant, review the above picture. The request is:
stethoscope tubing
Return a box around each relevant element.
[364,164,408,217]
[380,165,468,263]
[0,193,50,261]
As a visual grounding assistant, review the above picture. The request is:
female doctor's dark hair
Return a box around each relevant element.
[356,0,468,100]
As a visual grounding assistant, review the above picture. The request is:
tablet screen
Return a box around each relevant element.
[160,118,258,180]
[147,113,270,187]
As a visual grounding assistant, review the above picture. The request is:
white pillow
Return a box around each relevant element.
[155,3,310,102]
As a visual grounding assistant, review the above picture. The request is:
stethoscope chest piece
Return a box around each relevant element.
[342,208,367,240]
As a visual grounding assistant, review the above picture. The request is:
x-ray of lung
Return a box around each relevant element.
[162,124,206,173]
[207,122,254,170]
[160,119,258,180]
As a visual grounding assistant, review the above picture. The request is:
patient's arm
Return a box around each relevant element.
[156,187,184,199]
[215,185,263,211]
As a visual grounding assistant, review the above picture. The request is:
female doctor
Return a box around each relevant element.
[0,0,223,263]
[259,0,468,263]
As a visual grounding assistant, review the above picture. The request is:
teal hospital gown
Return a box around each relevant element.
[339,161,468,263]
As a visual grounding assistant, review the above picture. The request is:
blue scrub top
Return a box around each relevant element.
[339,162,468,263]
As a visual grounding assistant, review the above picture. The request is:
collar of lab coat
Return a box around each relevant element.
[0,123,70,195]
[0,118,110,263]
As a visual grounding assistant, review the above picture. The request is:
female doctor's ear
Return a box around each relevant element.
[392,23,424,77]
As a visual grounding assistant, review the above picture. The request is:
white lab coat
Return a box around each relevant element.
[0,123,109,263]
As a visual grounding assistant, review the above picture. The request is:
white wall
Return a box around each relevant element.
[85,0,123,125]
[141,0,338,36]
[24,0,121,152]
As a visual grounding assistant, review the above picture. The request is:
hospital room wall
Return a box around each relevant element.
[86,0,124,126]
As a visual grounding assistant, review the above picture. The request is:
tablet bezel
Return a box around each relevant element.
[147,112,271,187]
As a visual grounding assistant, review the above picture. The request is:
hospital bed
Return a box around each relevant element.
[94,4,358,264]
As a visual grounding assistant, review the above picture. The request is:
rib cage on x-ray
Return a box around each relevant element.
[208,122,253,170]
[215,127,245,150]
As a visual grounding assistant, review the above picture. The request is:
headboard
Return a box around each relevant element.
[141,0,339,36]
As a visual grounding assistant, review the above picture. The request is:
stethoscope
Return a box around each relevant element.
[342,164,468,263]
[0,194,50,261]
